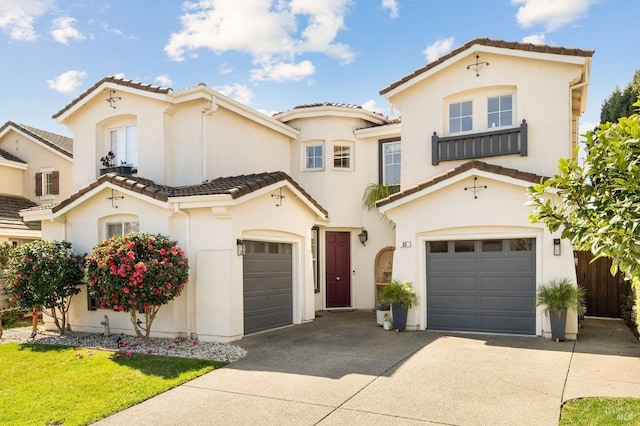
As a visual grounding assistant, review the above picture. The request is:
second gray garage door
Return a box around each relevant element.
[426,238,536,335]
[243,240,293,335]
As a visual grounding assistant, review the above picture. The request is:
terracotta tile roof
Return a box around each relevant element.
[0,121,73,158]
[376,160,547,208]
[0,195,41,231]
[380,38,595,95]
[292,102,364,110]
[0,148,26,164]
[52,75,172,120]
[45,171,328,217]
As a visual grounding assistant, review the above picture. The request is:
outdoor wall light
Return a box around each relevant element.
[553,238,561,256]
[358,228,368,246]
[236,239,246,256]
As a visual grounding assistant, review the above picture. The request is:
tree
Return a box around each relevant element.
[361,183,400,210]
[4,240,85,335]
[528,100,640,331]
[85,232,189,342]
[600,70,640,124]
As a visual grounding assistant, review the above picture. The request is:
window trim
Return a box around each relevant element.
[331,141,354,171]
[303,141,325,171]
[108,124,138,168]
[311,226,320,293]
[378,137,401,186]
[487,94,513,129]
[448,100,473,134]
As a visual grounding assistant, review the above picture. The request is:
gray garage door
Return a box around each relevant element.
[243,240,293,335]
[426,238,536,335]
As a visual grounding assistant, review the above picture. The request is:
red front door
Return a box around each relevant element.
[326,231,351,307]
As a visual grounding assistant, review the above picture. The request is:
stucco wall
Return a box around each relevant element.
[389,52,586,188]
[0,165,23,196]
[382,172,578,337]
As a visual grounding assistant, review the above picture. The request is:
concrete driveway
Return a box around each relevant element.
[96,311,640,425]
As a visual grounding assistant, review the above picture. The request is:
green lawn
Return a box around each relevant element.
[0,343,223,425]
[561,397,640,425]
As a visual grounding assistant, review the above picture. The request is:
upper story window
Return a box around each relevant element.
[488,95,513,128]
[35,168,59,199]
[110,125,138,167]
[332,142,353,170]
[380,138,401,185]
[305,143,324,170]
[449,101,473,133]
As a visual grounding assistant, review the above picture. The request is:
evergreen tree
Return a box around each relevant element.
[600,70,640,123]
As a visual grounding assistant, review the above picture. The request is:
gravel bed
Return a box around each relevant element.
[0,326,247,363]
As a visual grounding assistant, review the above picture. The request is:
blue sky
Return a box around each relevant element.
[0,0,637,137]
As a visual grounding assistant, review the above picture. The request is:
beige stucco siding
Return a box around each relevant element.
[0,166,24,196]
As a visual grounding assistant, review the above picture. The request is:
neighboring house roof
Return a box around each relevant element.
[380,37,595,96]
[376,160,547,208]
[0,121,73,158]
[0,195,41,231]
[52,76,171,120]
[0,148,26,164]
[33,171,327,218]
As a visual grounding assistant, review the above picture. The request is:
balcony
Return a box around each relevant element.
[431,119,527,165]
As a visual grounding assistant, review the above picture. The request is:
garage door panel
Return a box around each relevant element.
[479,276,534,292]
[429,294,478,310]
[427,238,535,335]
[243,241,293,335]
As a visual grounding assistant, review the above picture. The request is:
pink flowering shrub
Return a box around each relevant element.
[4,240,85,335]
[85,233,189,342]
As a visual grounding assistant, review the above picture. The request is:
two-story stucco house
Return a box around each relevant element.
[24,38,593,341]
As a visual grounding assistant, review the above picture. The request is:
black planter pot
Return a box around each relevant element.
[549,309,567,341]
[391,304,409,331]
[100,166,135,176]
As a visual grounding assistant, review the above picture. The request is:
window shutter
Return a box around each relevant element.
[35,173,42,196]
[52,171,60,195]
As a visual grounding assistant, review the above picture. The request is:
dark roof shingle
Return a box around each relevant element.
[376,160,547,208]
[380,38,595,95]
[0,148,26,164]
[0,195,41,232]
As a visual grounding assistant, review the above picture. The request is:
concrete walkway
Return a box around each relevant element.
[96,312,640,425]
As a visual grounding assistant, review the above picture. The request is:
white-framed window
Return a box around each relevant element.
[305,143,324,170]
[488,95,513,128]
[449,101,473,133]
[110,125,138,167]
[380,139,401,185]
[35,168,59,199]
[332,142,353,170]
[106,221,140,238]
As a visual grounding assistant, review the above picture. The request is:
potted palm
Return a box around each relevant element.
[379,280,418,331]
[536,277,586,342]
[376,299,390,326]
[99,151,135,175]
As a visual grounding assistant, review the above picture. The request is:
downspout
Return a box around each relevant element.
[201,95,218,182]
[172,204,193,339]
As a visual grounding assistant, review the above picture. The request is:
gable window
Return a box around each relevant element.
[35,169,59,198]
[107,221,140,238]
[332,143,352,170]
[110,125,138,167]
[305,144,324,170]
[380,139,401,185]
[449,101,472,133]
[488,95,513,128]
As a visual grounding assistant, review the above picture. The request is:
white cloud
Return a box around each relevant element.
[512,0,594,32]
[111,72,126,79]
[165,0,353,82]
[219,63,233,75]
[0,0,53,41]
[100,21,137,39]
[424,37,455,62]
[250,60,315,82]
[362,99,383,114]
[154,74,172,87]
[522,33,546,45]
[381,0,399,18]
[46,70,87,93]
[50,16,85,45]
[214,83,255,106]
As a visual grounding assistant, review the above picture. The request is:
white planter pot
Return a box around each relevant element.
[376,309,390,326]
[383,320,392,330]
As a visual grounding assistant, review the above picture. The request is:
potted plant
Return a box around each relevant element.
[536,277,586,342]
[383,312,392,330]
[379,279,418,331]
[99,151,135,175]
[376,299,390,326]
